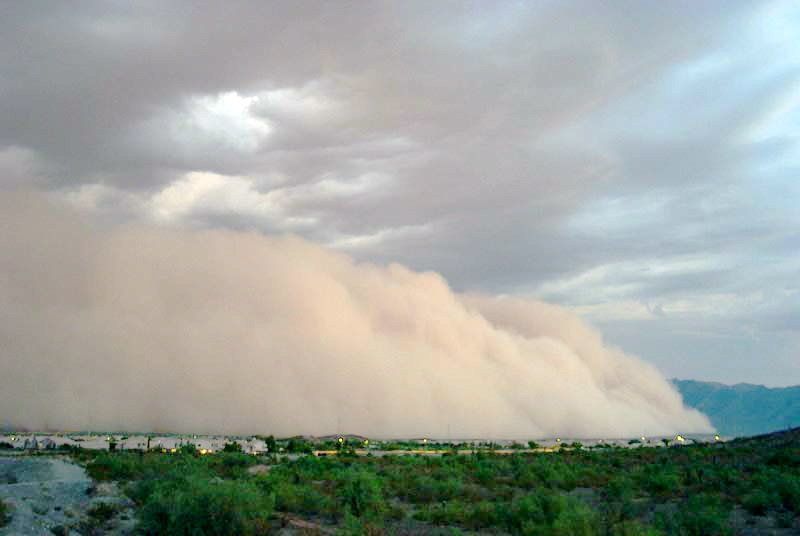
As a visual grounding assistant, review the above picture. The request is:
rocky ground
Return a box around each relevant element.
[0,456,134,535]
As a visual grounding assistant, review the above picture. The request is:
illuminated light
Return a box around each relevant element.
[675,435,685,443]
[363,439,369,446]
[641,437,646,442]
[200,449,208,455]
[423,438,428,444]
[338,437,344,443]
[170,448,177,453]
[714,435,720,442]
[556,438,561,443]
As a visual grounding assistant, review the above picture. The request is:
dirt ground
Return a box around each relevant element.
[0,456,134,535]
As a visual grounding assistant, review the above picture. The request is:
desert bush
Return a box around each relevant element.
[608,520,662,536]
[86,452,148,481]
[337,467,385,519]
[741,489,777,516]
[87,501,119,523]
[656,493,731,536]
[206,452,258,479]
[777,473,800,513]
[0,499,9,527]
[137,475,272,535]
[639,465,681,498]
[272,481,332,515]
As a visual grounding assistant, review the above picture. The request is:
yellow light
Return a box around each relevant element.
[363,439,369,445]
[714,434,720,441]
[200,449,208,455]
[170,448,177,453]
[338,437,344,443]
[556,438,561,443]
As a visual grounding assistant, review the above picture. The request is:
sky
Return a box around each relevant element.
[1,0,798,387]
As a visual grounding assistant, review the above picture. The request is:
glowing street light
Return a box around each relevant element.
[714,434,720,442]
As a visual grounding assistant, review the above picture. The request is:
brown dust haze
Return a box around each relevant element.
[0,193,711,437]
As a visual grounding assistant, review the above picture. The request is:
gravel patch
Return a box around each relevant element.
[0,456,134,535]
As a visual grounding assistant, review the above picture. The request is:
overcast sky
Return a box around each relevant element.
[1,1,798,386]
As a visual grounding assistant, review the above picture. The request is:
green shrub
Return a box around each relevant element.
[550,501,598,536]
[87,501,119,523]
[137,476,273,535]
[0,499,9,527]
[608,520,662,536]
[742,489,776,516]
[777,474,800,513]
[207,452,257,479]
[657,493,731,536]
[640,466,681,498]
[86,452,146,481]
[273,481,332,515]
[337,467,385,519]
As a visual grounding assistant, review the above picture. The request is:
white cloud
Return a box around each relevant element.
[135,91,272,159]
[146,171,315,230]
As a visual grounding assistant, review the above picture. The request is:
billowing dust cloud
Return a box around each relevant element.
[0,193,711,437]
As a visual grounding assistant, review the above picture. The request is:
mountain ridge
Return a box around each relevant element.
[673,378,800,437]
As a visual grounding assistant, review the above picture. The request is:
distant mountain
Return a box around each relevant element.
[673,379,800,437]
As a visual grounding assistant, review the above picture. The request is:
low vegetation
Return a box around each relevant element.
[68,429,799,534]
[0,498,9,527]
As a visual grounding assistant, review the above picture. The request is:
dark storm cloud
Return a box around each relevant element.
[1,0,798,384]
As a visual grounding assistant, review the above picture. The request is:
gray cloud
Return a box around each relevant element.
[1,0,798,387]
